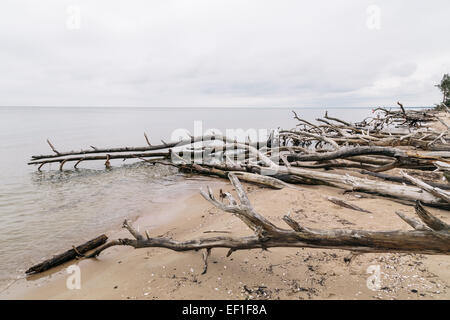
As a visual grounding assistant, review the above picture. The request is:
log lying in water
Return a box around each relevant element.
[28,152,171,171]
[25,108,450,275]
[31,134,269,160]
[25,234,108,274]
[28,107,450,177]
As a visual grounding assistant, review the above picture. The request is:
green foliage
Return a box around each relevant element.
[444,171,450,184]
[436,74,450,107]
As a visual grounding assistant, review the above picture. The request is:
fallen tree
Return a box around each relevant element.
[27,108,450,205]
[84,175,449,275]
[26,234,108,274]
[25,107,450,275]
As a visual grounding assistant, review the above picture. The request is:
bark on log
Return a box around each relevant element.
[26,234,108,274]
[85,176,449,273]
[179,163,287,189]
[172,143,450,205]
[273,166,447,205]
[30,135,269,160]
[401,171,450,204]
[360,170,450,191]
[286,146,405,162]
[28,152,170,167]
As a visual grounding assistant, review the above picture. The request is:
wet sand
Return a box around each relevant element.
[1,178,449,300]
[1,112,449,300]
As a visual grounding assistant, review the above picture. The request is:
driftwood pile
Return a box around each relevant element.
[26,105,450,274]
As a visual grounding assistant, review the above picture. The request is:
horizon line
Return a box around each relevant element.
[0,105,433,109]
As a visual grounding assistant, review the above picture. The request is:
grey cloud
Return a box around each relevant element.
[389,63,418,78]
[0,0,449,107]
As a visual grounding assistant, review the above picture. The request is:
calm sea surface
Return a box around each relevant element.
[0,106,385,285]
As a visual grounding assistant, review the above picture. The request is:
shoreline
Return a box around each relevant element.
[0,177,228,299]
[1,111,449,300]
[1,176,448,300]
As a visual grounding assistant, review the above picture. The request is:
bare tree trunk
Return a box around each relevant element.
[26,235,108,274]
[84,176,449,276]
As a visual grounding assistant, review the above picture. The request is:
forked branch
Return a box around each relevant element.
[85,176,449,273]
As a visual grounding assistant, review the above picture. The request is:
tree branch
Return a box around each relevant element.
[84,176,450,275]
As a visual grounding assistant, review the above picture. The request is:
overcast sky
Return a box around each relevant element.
[1,0,449,108]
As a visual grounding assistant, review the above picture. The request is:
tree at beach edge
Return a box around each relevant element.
[435,73,450,110]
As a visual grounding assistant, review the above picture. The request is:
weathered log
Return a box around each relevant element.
[30,134,269,161]
[29,152,170,167]
[229,172,287,189]
[435,161,450,172]
[360,170,450,191]
[27,108,450,208]
[263,165,447,205]
[286,146,405,163]
[401,171,450,204]
[290,108,447,151]
[177,143,449,205]
[178,163,287,189]
[85,176,449,269]
[414,201,450,231]
[26,234,108,274]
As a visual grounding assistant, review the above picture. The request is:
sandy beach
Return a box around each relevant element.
[2,1,450,305]
[1,170,449,300]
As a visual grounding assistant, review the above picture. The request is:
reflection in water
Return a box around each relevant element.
[30,161,177,184]
[0,163,187,283]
